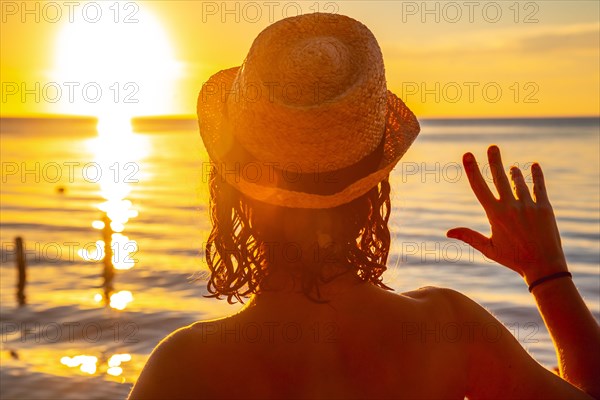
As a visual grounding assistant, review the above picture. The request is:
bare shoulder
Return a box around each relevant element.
[401,285,508,325]
[127,322,218,400]
[402,285,472,303]
[402,285,461,299]
[400,285,477,316]
[401,287,591,399]
[398,285,495,348]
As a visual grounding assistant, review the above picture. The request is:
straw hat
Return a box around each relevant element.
[197,13,420,209]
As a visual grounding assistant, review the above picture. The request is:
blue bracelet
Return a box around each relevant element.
[528,272,572,293]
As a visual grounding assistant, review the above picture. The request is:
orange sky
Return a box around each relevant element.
[1,0,599,118]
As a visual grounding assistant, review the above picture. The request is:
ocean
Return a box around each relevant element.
[1,116,599,399]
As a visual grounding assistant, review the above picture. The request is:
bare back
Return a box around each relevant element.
[128,284,588,399]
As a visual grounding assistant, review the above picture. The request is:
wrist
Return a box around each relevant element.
[527,271,572,293]
[523,260,569,286]
[528,276,577,303]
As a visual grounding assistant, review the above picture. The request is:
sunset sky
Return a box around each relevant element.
[1,0,598,118]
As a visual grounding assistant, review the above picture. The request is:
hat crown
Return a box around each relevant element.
[277,36,353,106]
[197,13,421,208]
[226,13,388,173]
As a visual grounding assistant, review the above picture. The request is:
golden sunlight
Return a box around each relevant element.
[52,3,180,118]
[109,291,134,310]
[60,355,98,374]
[76,116,149,311]
[60,352,132,377]
[92,290,134,310]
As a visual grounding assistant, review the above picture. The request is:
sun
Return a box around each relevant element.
[52,3,180,119]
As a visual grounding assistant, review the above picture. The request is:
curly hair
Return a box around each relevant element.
[203,170,393,303]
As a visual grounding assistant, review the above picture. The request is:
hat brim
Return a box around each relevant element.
[197,67,420,209]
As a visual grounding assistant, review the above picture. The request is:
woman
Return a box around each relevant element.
[129,13,599,399]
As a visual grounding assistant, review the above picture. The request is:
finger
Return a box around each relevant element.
[463,152,495,207]
[487,145,513,200]
[447,227,493,257]
[531,163,550,205]
[510,167,533,203]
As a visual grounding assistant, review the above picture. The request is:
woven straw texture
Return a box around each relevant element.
[197,13,420,209]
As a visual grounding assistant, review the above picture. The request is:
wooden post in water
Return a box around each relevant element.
[15,237,26,306]
[102,213,115,306]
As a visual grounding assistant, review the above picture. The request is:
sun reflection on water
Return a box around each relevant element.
[78,116,149,310]
[109,290,134,310]
[60,355,98,374]
[107,353,132,376]
[93,290,134,310]
[60,353,132,377]
[78,235,138,270]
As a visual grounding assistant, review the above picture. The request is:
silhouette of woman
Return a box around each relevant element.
[129,13,599,399]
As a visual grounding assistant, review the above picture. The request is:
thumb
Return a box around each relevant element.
[447,227,492,255]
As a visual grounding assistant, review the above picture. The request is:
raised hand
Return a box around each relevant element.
[447,145,568,285]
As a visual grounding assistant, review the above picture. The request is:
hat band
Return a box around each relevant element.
[211,131,385,197]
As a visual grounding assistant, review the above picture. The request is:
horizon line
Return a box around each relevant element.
[1,114,599,121]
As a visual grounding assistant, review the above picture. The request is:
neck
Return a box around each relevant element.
[248,267,368,307]
[241,239,373,309]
